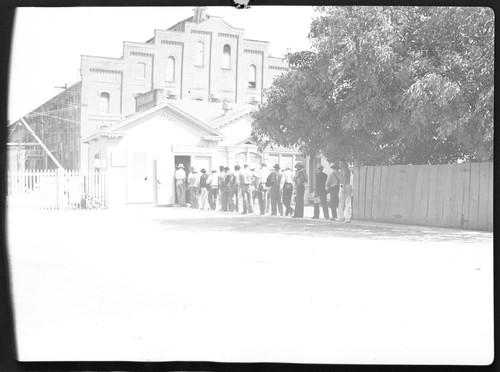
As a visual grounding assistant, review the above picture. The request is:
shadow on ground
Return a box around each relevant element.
[150,214,491,245]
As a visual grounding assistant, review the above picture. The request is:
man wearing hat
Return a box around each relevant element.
[269,164,284,216]
[187,167,200,209]
[257,163,270,215]
[336,159,352,223]
[174,163,187,206]
[220,166,233,212]
[326,163,341,220]
[293,162,308,218]
[238,163,254,214]
[250,165,258,210]
[282,166,295,216]
[198,168,209,210]
[312,164,329,220]
[206,170,218,210]
[232,165,241,212]
[217,165,225,211]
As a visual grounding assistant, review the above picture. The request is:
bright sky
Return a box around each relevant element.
[8,6,317,122]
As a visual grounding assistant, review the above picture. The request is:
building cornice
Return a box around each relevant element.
[89,68,122,75]
[244,49,264,55]
[161,40,184,46]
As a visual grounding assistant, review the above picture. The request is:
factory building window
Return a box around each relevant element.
[166,57,175,82]
[99,92,110,114]
[137,62,146,79]
[223,44,231,69]
[249,64,256,88]
[195,41,204,66]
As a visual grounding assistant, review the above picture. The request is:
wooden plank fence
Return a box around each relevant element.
[352,162,493,231]
[7,169,108,210]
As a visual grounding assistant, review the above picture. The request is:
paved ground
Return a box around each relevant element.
[6,205,494,364]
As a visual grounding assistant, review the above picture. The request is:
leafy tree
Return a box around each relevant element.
[251,6,493,165]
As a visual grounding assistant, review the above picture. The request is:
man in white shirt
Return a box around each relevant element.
[187,167,200,209]
[337,159,352,223]
[232,165,241,212]
[239,163,254,214]
[217,165,225,211]
[281,167,295,216]
[269,164,284,216]
[257,163,270,215]
[250,165,258,210]
[206,170,218,210]
[198,168,209,210]
[174,164,187,206]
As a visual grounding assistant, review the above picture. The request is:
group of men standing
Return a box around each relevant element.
[173,159,352,222]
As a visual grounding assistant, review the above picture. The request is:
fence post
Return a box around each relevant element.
[57,169,64,210]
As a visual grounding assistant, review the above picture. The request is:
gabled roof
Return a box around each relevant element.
[234,136,257,146]
[82,100,225,143]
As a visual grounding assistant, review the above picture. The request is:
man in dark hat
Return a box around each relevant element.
[293,162,308,218]
[312,164,329,220]
[326,163,340,220]
[269,164,284,216]
[199,168,209,210]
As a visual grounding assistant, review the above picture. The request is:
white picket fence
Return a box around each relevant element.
[7,169,108,210]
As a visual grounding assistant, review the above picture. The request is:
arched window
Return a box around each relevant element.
[248,64,257,88]
[137,62,146,79]
[195,41,204,66]
[223,44,231,69]
[99,92,110,114]
[166,56,175,82]
[235,153,247,165]
[249,152,261,166]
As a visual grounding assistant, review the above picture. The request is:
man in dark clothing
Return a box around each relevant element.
[220,167,231,212]
[312,164,329,220]
[326,163,340,220]
[199,168,209,210]
[269,164,284,216]
[293,162,307,218]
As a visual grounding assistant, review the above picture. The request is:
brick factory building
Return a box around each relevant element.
[9,7,289,171]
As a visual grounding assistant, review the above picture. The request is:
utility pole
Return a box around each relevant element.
[19,117,64,170]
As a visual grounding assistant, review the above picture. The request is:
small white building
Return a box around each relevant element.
[82,89,328,207]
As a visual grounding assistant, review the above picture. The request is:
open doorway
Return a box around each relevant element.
[174,155,191,204]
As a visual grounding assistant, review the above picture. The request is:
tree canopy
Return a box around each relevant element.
[251,6,494,165]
